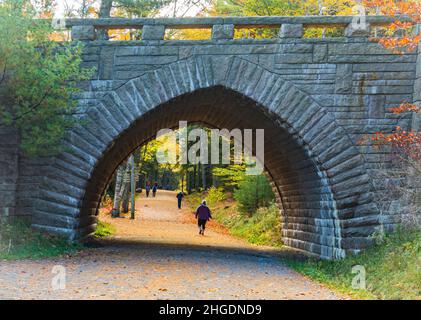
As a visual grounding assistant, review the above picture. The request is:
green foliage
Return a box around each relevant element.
[219,204,283,247]
[0,0,93,156]
[287,230,421,300]
[206,186,226,206]
[234,174,275,215]
[211,0,300,16]
[94,220,116,238]
[0,217,81,260]
[137,139,180,189]
[112,0,173,17]
[211,0,356,17]
[212,164,246,190]
[210,0,356,38]
[184,191,202,207]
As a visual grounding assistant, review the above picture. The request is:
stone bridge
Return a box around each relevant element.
[1,16,420,259]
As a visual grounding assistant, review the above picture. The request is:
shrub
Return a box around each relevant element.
[206,187,226,206]
[234,174,274,215]
[212,165,246,191]
[94,220,116,238]
[230,204,283,247]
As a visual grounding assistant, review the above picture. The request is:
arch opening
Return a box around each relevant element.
[80,86,345,259]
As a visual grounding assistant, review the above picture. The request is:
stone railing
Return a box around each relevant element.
[63,15,405,41]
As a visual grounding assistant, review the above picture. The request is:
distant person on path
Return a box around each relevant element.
[195,200,212,235]
[152,182,158,197]
[176,191,184,209]
[145,182,151,198]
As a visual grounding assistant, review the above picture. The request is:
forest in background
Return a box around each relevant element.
[104,124,276,220]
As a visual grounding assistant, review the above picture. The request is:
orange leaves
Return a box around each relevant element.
[395,1,421,19]
[389,103,420,115]
[360,1,421,162]
[389,21,414,31]
[38,11,53,19]
[364,0,421,53]
[371,127,421,162]
[360,103,421,161]
[372,128,420,147]
[364,0,421,17]
[378,34,421,54]
[369,104,421,159]
[48,32,68,42]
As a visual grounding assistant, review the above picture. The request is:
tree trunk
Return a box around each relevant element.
[193,165,197,191]
[118,159,131,213]
[130,155,136,219]
[111,162,126,217]
[202,163,207,190]
[197,164,201,191]
[211,164,216,187]
[187,170,192,194]
[98,0,113,39]
[181,172,184,193]
[122,188,129,213]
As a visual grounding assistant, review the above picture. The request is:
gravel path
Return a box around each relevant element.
[0,191,345,300]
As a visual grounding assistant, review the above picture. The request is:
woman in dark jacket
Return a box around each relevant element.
[195,200,212,235]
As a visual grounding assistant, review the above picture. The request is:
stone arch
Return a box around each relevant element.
[32,56,380,259]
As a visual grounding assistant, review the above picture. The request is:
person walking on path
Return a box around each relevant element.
[195,200,212,235]
[176,191,184,209]
[152,182,158,197]
[145,182,151,198]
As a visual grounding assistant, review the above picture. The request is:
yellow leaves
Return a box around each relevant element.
[48,31,69,42]
[108,29,133,41]
[87,6,97,15]
[169,28,212,41]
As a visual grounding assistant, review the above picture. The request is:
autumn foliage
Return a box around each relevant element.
[368,103,420,169]
[361,1,421,173]
[364,0,421,53]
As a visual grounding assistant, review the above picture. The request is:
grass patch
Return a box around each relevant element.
[187,191,421,299]
[186,190,282,247]
[286,229,421,300]
[213,203,283,247]
[94,220,116,238]
[0,218,82,260]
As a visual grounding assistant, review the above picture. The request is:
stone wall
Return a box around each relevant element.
[73,32,417,231]
[0,126,19,219]
[413,29,421,131]
[411,30,421,215]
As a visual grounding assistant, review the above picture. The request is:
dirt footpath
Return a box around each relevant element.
[0,190,345,300]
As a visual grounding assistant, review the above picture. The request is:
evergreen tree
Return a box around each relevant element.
[0,0,93,156]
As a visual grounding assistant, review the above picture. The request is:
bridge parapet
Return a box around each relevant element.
[64,15,405,41]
